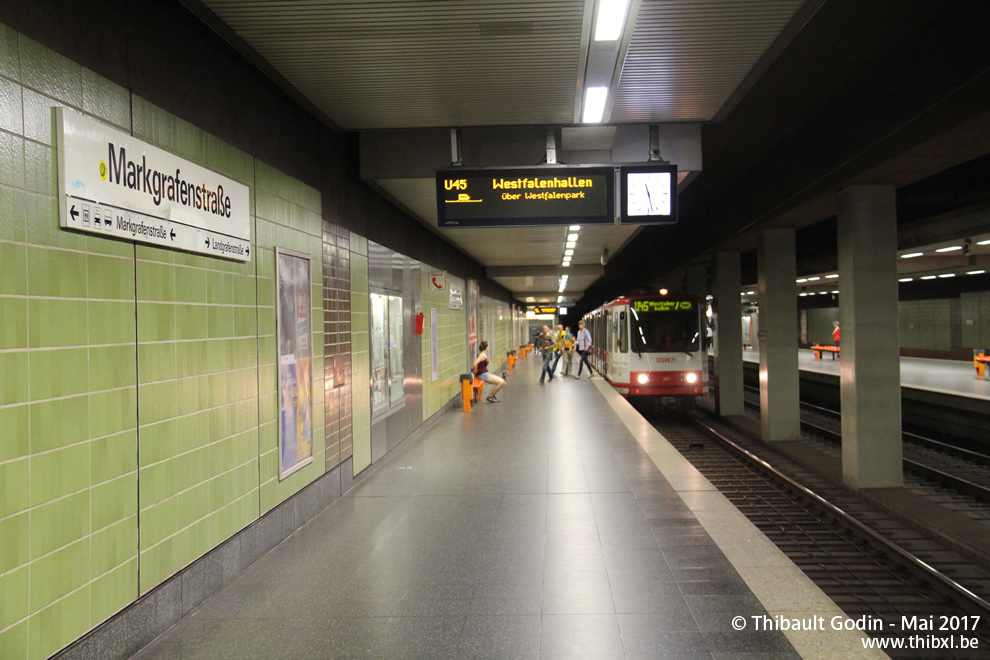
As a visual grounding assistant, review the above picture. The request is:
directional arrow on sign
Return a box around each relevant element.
[70,205,79,221]
[170,229,175,241]
[205,237,211,248]
[245,247,250,256]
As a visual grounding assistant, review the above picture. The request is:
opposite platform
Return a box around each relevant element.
[133,356,880,659]
[742,347,990,401]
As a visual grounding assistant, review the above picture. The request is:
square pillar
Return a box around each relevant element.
[838,185,902,489]
[757,229,800,442]
[714,252,744,417]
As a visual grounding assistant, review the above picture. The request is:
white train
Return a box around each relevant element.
[582,292,710,405]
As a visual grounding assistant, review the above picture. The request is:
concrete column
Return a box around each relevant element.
[757,229,800,442]
[714,252,744,416]
[838,186,903,489]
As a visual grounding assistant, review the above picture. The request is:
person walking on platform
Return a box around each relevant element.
[561,327,575,376]
[575,320,595,378]
[832,321,840,360]
[538,325,556,383]
[550,324,566,376]
[472,340,505,402]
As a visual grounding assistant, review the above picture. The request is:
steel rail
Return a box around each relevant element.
[689,415,990,618]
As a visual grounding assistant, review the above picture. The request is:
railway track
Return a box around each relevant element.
[742,386,990,509]
[652,413,990,657]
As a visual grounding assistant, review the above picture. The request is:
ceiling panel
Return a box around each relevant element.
[196,0,811,301]
[202,0,588,130]
[611,0,805,122]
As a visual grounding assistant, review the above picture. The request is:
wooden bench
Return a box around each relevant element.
[811,344,840,360]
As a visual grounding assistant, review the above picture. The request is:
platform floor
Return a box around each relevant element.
[742,347,990,400]
[135,356,881,659]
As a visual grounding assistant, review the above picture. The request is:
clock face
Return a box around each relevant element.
[627,172,671,216]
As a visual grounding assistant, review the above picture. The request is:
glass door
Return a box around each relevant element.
[370,292,405,418]
[370,293,389,417]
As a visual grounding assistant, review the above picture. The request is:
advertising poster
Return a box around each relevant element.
[277,249,314,479]
[467,278,479,364]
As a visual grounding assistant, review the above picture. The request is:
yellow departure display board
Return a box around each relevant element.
[532,306,558,314]
[436,166,614,228]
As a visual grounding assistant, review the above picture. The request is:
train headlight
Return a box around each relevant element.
[637,373,649,384]
[685,372,698,384]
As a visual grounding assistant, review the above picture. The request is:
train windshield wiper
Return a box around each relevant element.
[630,307,644,357]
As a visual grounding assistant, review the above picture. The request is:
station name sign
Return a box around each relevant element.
[436,166,614,228]
[56,108,251,261]
[532,306,558,315]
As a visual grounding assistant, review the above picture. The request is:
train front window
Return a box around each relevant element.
[629,305,700,353]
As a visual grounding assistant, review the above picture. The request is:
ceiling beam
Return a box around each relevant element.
[488,265,604,278]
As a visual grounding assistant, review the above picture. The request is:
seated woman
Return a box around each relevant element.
[472,340,505,403]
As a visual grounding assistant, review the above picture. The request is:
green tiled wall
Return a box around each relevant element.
[898,299,951,351]
[961,291,990,349]
[806,306,838,346]
[130,98,261,592]
[255,160,326,514]
[0,25,327,658]
[420,271,467,419]
[350,234,371,475]
[0,28,139,660]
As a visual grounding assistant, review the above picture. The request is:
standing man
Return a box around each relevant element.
[831,321,840,360]
[538,325,556,383]
[575,320,595,379]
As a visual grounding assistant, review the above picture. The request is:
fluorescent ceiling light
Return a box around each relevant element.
[583,86,608,123]
[566,233,579,242]
[831,290,839,294]
[938,273,956,278]
[561,262,570,267]
[825,274,839,279]
[564,249,574,256]
[977,239,990,246]
[935,246,961,253]
[901,252,924,259]
[799,292,808,297]
[746,291,755,295]
[569,225,580,231]
[807,276,820,281]
[557,296,564,303]
[796,278,807,283]
[920,275,937,280]
[594,0,630,41]
[565,241,576,249]
[898,278,913,282]
[967,270,986,275]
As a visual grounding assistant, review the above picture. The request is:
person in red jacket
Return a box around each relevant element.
[832,321,840,359]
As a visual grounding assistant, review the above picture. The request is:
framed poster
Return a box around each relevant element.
[276,248,314,479]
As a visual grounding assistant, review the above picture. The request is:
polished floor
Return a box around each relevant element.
[136,357,817,659]
[742,347,990,400]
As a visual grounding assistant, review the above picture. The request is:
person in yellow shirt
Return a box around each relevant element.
[550,324,566,376]
[560,327,575,376]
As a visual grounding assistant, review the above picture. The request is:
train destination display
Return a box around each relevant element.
[436,166,614,228]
